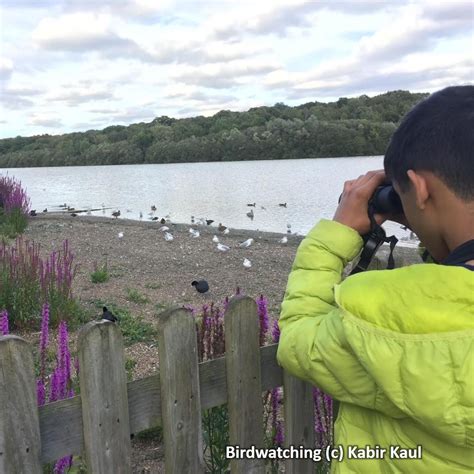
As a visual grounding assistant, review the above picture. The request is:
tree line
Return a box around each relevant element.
[0,90,428,168]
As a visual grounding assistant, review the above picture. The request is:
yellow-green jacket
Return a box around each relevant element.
[277,219,474,473]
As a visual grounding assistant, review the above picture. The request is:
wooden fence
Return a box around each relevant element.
[0,296,334,473]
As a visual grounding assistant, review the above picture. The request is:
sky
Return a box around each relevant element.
[0,0,472,139]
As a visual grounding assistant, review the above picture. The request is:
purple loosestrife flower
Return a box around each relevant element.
[275,420,284,446]
[271,318,280,343]
[0,309,9,335]
[36,379,46,406]
[58,320,71,397]
[49,368,60,403]
[54,455,73,474]
[40,303,50,381]
[256,294,269,346]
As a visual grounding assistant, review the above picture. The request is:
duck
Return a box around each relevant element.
[247,203,256,207]
[206,219,214,226]
[112,210,121,218]
[151,205,157,212]
[218,223,227,232]
[279,203,287,207]
[29,210,37,216]
[246,209,254,219]
[192,280,209,293]
[279,236,288,244]
[160,218,166,224]
[43,208,48,213]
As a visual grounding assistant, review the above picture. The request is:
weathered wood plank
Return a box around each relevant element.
[283,372,315,473]
[157,307,204,473]
[225,297,265,473]
[38,344,283,463]
[78,321,132,473]
[0,336,42,473]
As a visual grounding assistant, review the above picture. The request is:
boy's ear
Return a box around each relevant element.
[406,170,429,210]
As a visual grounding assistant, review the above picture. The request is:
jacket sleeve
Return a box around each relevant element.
[277,219,405,415]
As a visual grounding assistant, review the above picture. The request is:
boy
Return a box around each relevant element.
[277,85,474,473]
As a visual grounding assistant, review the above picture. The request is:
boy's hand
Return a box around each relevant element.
[333,170,388,235]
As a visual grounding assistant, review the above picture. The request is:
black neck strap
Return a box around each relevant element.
[442,239,474,266]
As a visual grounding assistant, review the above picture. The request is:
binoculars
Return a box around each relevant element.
[339,184,403,215]
[370,184,404,215]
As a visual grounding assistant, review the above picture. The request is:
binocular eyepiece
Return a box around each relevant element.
[339,184,403,215]
[370,185,403,215]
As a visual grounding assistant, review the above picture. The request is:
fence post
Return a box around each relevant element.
[225,297,265,474]
[78,321,132,473]
[157,307,204,473]
[283,372,315,473]
[0,336,42,473]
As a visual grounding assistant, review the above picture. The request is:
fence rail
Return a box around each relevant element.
[0,296,332,473]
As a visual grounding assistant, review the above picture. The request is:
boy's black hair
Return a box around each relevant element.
[384,85,474,200]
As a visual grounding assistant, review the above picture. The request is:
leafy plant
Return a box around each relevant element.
[90,259,109,283]
[125,288,150,305]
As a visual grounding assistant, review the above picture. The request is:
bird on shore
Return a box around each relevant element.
[212,235,219,243]
[71,213,78,217]
[43,208,48,213]
[30,210,37,216]
[160,218,166,224]
[239,238,254,248]
[118,232,124,239]
[192,280,209,293]
[223,228,230,234]
[218,223,227,232]
[247,203,256,207]
[102,306,117,322]
[159,225,169,232]
[206,219,214,226]
[151,205,157,212]
[279,203,287,207]
[279,236,288,244]
[189,228,200,238]
[243,258,252,268]
[287,223,292,234]
[112,210,121,219]
[139,211,143,220]
[151,216,159,221]
[67,207,75,211]
[217,243,230,252]
[191,215,195,224]
[164,232,174,241]
[246,209,254,219]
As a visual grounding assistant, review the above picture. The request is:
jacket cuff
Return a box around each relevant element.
[305,219,363,262]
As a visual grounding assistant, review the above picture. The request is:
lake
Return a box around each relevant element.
[0,156,417,244]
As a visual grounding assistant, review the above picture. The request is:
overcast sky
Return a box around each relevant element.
[0,0,472,139]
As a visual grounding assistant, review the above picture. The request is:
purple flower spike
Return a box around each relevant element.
[36,379,46,406]
[256,294,269,346]
[40,303,50,381]
[271,318,280,343]
[0,309,9,335]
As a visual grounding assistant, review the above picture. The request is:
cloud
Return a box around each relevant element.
[0,86,43,109]
[174,59,281,88]
[29,114,62,127]
[264,2,474,98]
[49,87,115,106]
[0,58,14,80]
[111,106,156,123]
[32,12,143,57]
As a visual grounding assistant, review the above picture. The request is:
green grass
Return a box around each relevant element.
[90,300,156,345]
[90,261,109,283]
[0,208,28,239]
[126,288,150,305]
